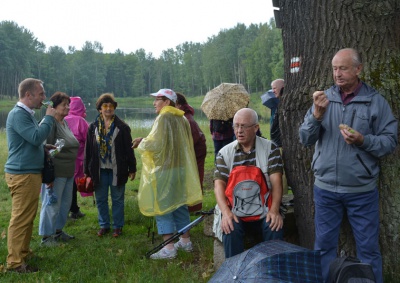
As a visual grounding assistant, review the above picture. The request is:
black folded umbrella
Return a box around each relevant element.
[209,240,323,283]
[145,209,214,258]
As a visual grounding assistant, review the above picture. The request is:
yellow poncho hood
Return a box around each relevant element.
[138,106,202,216]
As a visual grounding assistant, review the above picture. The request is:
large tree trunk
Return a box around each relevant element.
[276,0,400,278]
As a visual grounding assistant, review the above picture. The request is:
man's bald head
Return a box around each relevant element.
[234,108,258,124]
[271,79,284,98]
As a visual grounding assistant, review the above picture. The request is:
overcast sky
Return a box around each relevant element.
[1,0,276,57]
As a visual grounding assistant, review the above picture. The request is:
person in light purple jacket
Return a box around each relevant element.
[175,92,207,212]
[65,96,90,219]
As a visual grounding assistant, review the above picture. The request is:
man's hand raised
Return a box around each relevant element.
[312,91,329,120]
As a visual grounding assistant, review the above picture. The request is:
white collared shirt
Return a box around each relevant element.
[17,101,35,116]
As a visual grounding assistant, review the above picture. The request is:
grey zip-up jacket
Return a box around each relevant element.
[299,82,398,193]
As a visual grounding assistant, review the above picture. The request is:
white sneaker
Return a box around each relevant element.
[150,247,177,259]
[174,239,193,252]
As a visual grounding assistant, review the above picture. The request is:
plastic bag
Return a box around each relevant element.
[77,176,94,193]
[46,187,58,206]
[213,204,223,242]
[49,139,65,157]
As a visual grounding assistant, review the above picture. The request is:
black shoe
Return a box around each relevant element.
[8,264,39,273]
[69,210,86,219]
[54,231,75,241]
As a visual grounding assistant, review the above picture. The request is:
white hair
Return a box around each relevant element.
[234,108,258,124]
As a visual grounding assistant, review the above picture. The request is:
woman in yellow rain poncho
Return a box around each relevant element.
[132,89,202,260]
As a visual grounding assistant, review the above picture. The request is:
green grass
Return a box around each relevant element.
[0,93,272,282]
[0,99,17,112]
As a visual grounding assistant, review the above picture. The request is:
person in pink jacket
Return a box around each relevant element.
[65,97,90,219]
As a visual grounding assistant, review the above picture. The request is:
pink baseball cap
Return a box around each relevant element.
[150,89,177,103]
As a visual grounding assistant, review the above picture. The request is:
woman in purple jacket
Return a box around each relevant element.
[176,92,207,212]
[64,96,89,219]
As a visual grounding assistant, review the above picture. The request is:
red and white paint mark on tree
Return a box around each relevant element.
[290,57,301,73]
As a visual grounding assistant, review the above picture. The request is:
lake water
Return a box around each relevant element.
[0,107,209,130]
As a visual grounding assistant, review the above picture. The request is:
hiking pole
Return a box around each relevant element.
[147,217,156,244]
[145,208,214,258]
[152,217,155,244]
[147,218,151,238]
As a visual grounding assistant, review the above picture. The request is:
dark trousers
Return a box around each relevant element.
[213,137,235,159]
[222,217,284,258]
[314,186,382,283]
[69,181,80,213]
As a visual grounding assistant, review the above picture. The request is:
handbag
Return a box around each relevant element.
[42,152,55,184]
[77,176,94,193]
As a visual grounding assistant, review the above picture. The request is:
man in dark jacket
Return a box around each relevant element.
[269,79,288,194]
[270,79,284,147]
[299,48,398,283]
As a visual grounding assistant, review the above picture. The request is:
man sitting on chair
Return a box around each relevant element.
[213,108,284,258]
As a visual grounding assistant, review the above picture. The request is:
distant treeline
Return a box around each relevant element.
[0,20,283,100]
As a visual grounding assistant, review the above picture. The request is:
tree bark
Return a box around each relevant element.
[277,0,400,278]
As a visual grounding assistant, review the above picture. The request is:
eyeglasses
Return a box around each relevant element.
[101,103,115,109]
[233,124,256,130]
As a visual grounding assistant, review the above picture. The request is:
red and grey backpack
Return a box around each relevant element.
[225,165,272,222]
[220,137,274,222]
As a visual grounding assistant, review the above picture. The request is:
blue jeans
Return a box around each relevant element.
[39,177,74,236]
[222,217,284,258]
[95,169,125,229]
[155,205,190,235]
[314,185,382,283]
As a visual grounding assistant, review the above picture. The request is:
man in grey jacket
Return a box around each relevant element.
[299,48,397,283]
